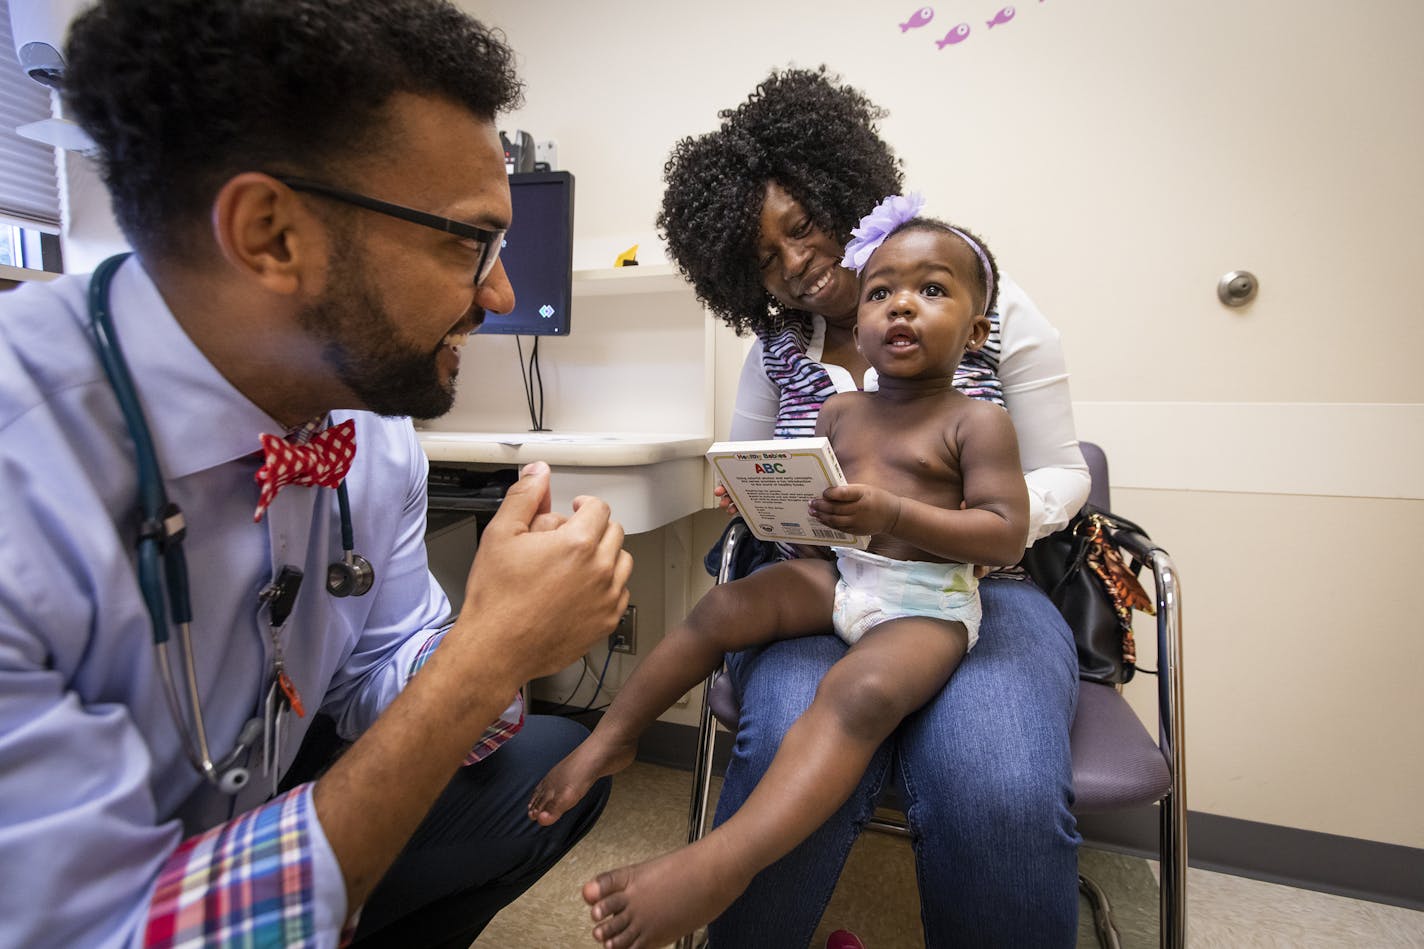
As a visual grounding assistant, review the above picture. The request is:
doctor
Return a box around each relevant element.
[0,1,632,947]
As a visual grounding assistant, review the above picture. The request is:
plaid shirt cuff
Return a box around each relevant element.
[408,631,524,764]
[145,783,346,947]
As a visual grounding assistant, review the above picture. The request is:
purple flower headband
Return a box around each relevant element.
[841,192,925,272]
[841,192,996,316]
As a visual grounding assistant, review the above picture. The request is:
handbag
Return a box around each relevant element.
[702,516,782,579]
[1021,505,1155,684]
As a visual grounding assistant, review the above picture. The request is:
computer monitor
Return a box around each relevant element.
[478,170,575,336]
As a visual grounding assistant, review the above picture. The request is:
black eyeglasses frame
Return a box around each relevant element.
[270,174,506,285]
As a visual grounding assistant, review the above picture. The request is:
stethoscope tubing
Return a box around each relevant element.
[88,253,370,794]
[88,254,194,636]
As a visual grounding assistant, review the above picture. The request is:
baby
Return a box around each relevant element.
[532,194,1029,949]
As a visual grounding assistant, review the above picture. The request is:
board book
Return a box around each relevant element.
[706,437,869,548]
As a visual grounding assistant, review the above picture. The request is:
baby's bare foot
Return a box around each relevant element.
[528,733,637,826]
[581,839,750,949]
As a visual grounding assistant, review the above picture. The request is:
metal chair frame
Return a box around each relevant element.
[678,442,1186,949]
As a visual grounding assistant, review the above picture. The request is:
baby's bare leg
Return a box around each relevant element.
[528,558,839,826]
[583,615,968,948]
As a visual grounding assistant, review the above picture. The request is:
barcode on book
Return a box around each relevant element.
[811,527,841,539]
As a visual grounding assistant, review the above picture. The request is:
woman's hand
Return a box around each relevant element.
[713,483,740,517]
[809,483,901,538]
[958,501,991,576]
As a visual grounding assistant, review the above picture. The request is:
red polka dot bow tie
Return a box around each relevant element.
[252,419,357,522]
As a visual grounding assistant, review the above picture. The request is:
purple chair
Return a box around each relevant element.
[679,442,1186,949]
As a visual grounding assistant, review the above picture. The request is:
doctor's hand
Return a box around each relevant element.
[455,462,633,682]
[520,461,568,533]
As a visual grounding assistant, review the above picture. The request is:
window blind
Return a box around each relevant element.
[0,1,61,232]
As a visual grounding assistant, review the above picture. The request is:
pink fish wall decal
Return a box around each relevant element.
[936,23,971,48]
[899,6,935,32]
[987,6,1016,27]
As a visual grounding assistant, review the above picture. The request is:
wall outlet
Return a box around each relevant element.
[609,605,637,654]
[535,138,558,171]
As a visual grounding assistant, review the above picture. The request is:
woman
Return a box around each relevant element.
[658,67,1089,947]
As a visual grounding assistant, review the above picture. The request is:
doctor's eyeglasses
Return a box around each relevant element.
[271,174,506,286]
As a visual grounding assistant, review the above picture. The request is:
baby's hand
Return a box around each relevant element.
[713,483,739,517]
[810,484,901,537]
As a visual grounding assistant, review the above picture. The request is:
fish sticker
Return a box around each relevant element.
[936,23,971,48]
[987,6,1016,27]
[899,6,934,32]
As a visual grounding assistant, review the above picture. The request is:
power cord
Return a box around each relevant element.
[579,648,616,712]
[515,336,548,432]
[550,649,616,718]
[550,656,591,707]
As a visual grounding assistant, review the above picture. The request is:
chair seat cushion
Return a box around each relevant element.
[709,672,739,728]
[1070,682,1172,813]
[712,674,1171,814]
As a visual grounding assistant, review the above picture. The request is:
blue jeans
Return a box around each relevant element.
[352,715,611,948]
[707,576,1080,948]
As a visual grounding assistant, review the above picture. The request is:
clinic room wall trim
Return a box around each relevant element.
[621,716,1424,913]
[0,262,58,282]
[1072,401,1421,501]
[1076,805,1424,913]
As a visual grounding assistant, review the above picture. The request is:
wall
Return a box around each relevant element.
[42,0,1422,852]
[463,0,1424,851]
[57,146,126,271]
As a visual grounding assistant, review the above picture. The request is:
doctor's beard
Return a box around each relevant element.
[298,246,459,421]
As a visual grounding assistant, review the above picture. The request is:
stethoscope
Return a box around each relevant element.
[88,253,373,794]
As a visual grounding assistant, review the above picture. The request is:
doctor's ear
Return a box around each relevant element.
[210,173,324,296]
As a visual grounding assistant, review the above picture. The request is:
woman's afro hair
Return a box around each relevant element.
[657,66,903,337]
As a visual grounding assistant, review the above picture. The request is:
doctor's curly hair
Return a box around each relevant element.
[657,66,903,337]
[63,0,521,260]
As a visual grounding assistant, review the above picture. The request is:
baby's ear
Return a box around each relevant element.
[852,323,862,351]
[967,314,991,350]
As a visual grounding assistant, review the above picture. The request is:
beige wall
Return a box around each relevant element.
[464,0,1424,849]
[45,0,1423,852]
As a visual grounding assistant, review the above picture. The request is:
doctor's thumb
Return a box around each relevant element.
[489,460,553,528]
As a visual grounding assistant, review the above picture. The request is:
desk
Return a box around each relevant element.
[418,431,712,535]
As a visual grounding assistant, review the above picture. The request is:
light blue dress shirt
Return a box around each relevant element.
[0,258,453,947]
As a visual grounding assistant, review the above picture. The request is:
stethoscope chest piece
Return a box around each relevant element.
[327,479,373,597]
[217,768,251,795]
[327,552,374,597]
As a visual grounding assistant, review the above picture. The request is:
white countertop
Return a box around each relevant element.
[416,431,714,532]
[416,430,712,467]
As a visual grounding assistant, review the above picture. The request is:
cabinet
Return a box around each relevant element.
[417,264,724,533]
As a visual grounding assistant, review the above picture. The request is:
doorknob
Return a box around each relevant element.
[1217,270,1258,307]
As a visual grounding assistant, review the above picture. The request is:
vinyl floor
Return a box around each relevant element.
[472,761,1424,949]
